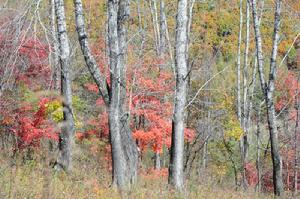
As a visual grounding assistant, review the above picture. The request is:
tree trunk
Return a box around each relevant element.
[294,104,299,194]
[50,0,60,90]
[241,0,251,189]
[237,0,247,189]
[294,75,300,194]
[149,0,160,55]
[266,0,283,195]
[155,152,161,169]
[159,0,166,55]
[114,0,138,187]
[237,0,243,124]
[250,0,284,196]
[256,101,264,192]
[74,0,138,189]
[54,0,75,171]
[168,0,188,190]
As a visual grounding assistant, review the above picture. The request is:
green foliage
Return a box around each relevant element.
[72,95,87,112]
[21,84,39,105]
[288,46,297,60]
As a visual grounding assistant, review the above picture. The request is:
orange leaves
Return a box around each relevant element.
[141,168,168,180]
[1,116,13,125]
[133,127,195,153]
[129,55,196,155]
[184,128,196,143]
[76,132,85,141]
[133,127,169,153]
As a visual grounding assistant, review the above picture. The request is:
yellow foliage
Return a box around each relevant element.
[45,100,82,128]
[214,91,244,141]
[224,118,243,141]
[51,107,64,123]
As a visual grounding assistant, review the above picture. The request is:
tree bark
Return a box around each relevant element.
[154,0,168,168]
[159,0,166,55]
[256,101,264,192]
[74,0,138,189]
[50,0,60,90]
[294,75,300,194]
[149,0,160,55]
[54,0,75,171]
[241,0,251,189]
[237,0,243,124]
[237,0,247,189]
[168,0,188,190]
[250,0,284,196]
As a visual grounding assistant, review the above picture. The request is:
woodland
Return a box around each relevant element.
[0,0,300,198]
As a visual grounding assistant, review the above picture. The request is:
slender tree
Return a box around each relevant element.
[168,0,188,190]
[74,0,138,189]
[159,0,166,55]
[50,0,60,90]
[250,0,284,195]
[236,0,248,188]
[294,74,300,194]
[54,0,75,171]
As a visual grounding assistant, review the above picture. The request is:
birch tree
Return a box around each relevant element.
[50,0,60,90]
[54,0,75,171]
[74,0,138,189]
[159,0,166,55]
[250,0,284,195]
[236,0,246,188]
[148,0,160,55]
[168,0,188,190]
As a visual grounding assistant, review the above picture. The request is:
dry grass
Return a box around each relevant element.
[0,161,275,199]
[0,142,276,199]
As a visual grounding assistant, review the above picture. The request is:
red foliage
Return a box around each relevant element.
[245,149,300,192]
[11,98,58,149]
[244,162,258,186]
[275,70,300,118]
[0,33,51,89]
[129,59,195,153]
[0,31,56,151]
[81,39,196,167]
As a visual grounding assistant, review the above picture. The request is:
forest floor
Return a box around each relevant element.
[0,142,278,199]
[0,160,274,198]
[0,166,274,199]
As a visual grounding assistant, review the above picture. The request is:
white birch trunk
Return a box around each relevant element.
[168,0,188,190]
